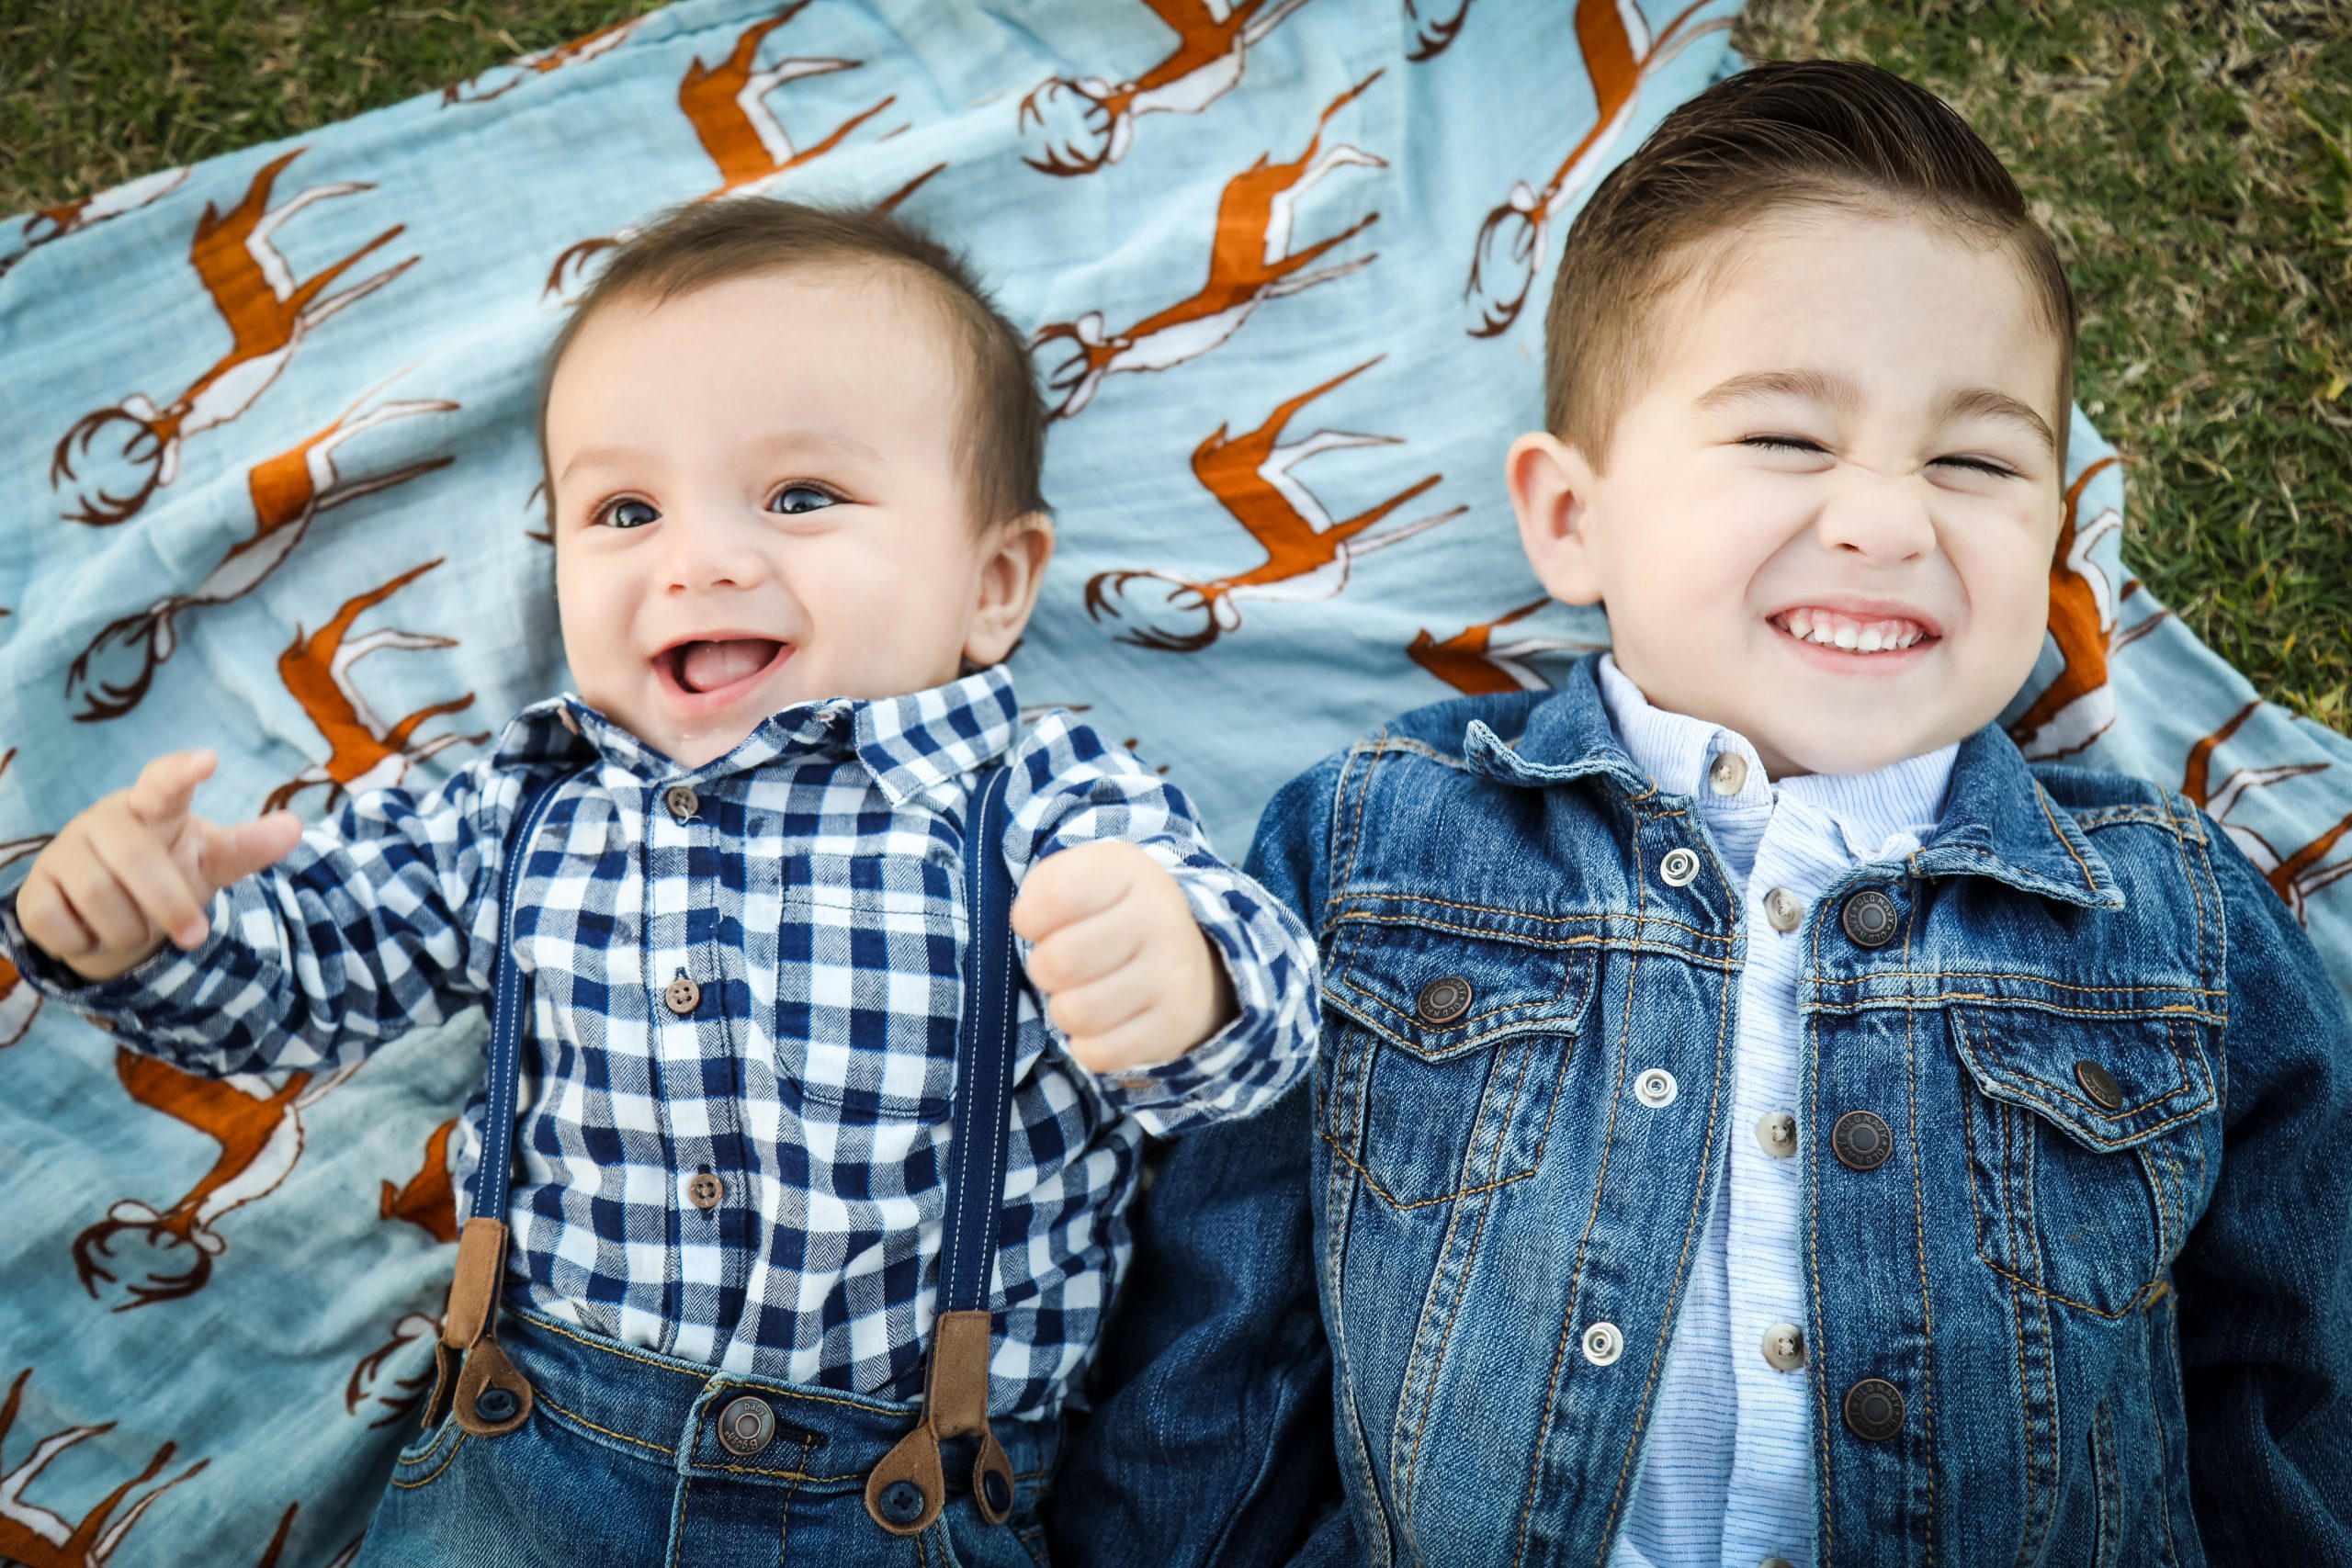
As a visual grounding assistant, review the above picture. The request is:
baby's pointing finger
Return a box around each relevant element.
[87,825,209,949]
[124,749,215,829]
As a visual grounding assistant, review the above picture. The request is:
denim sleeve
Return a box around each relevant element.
[1045,748,1351,1568]
[0,758,511,1079]
[2176,821,2352,1555]
[1001,710,1320,1134]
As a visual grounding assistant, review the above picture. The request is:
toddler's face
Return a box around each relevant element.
[1510,209,2066,777]
[545,269,1041,769]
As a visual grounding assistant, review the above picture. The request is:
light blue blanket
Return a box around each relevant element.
[2,3,2346,1562]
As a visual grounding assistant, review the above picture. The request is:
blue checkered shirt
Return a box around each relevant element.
[0,666,1317,1421]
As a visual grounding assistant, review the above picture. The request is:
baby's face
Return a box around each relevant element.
[1511,209,2066,777]
[545,269,1023,769]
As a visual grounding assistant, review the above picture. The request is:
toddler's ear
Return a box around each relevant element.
[1507,432,1605,606]
[964,512,1056,667]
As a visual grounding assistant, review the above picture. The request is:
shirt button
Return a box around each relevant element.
[1756,1112,1797,1158]
[1659,847,1701,887]
[664,784,699,823]
[664,975,702,1016]
[1761,1559,1797,1568]
[1833,1110,1894,1170]
[1708,752,1748,795]
[686,1172,724,1210]
[1761,1323,1806,1371]
[1844,1378,1905,1441]
[1762,887,1804,933]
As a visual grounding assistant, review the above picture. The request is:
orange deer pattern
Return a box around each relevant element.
[1,5,2344,1564]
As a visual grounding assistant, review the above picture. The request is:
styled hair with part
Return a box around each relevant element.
[1544,58,2078,470]
[537,197,1048,529]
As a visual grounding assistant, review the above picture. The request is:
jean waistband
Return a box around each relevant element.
[496,1304,1058,1495]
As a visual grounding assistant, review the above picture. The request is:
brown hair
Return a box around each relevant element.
[537,197,1048,529]
[1545,58,2077,469]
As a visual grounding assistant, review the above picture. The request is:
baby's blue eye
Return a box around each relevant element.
[601,498,660,529]
[770,485,837,515]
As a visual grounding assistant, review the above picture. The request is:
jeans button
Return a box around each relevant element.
[2075,1059,2123,1111]
[1415,976,1472,1026]
[1832,1111,1893,1171]
[1634,1068,1679,1108]
[1844,1378,1905,1441]
[717,1395,775,1456]
[1659,848,1701,887]
[1839,889,1899,948]
[1580,1321,1623,1366]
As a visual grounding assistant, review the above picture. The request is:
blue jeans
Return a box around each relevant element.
[355,1304,1057,1567]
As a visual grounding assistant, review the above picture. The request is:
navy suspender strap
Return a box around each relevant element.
[422,764,582,1439]
[866,760,1021,1536]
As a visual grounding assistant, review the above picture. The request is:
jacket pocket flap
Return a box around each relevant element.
[1323,908,1596,1063]
[1948,1005,2216,1152]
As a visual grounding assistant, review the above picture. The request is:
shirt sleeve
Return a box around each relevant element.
[998,712,1320,1136]
[2175,812,2352,1556]
[0,757,519,1080]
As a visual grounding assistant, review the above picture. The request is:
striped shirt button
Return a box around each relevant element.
[1761,1323,1805,1371]
[1708,751,1748,795]
[1757,1112,1797,1158]
[1762,887,1804,932]
[1761,1559,1797,1568]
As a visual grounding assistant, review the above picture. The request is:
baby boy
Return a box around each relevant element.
[1,197,1318,1562]
[1238,57,2352,1567]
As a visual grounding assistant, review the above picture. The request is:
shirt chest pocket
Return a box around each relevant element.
[1317,910,1597,1212]
[1949,1004,2220,1317]
[775,853,962,1122]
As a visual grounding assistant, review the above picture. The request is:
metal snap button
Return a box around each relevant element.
[687,1173,724,1211]
[1708,752,1749,795]
[1634,1068,1679,1108]
[1839,889,1899,948]
[2075,1060,2123,1111]
[1416,976,1473,1026]
[1659,848,1701,887]
[1756,1112,1797,1158]
[878,1478,928,1525]
[664,784,699,823]
[1761,1323,1806,1372]
[663,975,701,1016]
[1843,1378,1905,1441]
[1832,1110,1893,1171]
[718,1394,775,1456]
[1762,887,1804,933]
[1580,1321,1623,1367]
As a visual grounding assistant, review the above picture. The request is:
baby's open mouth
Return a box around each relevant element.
[1768,607,1938,656]
[659,637,789,696]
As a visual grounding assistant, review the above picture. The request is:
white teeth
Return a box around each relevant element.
[1777,609,1930,655]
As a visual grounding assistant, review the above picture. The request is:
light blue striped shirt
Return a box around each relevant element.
[1597,656,1954,1568]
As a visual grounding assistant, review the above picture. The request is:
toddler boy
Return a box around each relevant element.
[1239,57,2351,1565]
[2,197,1318,1563]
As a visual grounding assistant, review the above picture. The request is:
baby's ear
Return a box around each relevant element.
[965,511,1056,667]
[1506,432,1605,606]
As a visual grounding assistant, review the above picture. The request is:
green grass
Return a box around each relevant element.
[6,1,2346,728]
[1736,0,2352,729]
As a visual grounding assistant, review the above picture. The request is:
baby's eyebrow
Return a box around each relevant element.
[556,430,885,487]
[1694,369,2055,457]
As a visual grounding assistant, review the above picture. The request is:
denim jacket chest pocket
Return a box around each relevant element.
[1948,1002,2220,1317]
[1316,906,1599,1212]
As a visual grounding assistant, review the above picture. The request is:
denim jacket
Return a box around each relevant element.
[1169,655,2351,1568]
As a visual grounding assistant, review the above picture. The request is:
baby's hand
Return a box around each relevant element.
[1012,840,1238,1075]
[17,749,304,984]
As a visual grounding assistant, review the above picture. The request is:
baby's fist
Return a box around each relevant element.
[1010,840,1238,1075]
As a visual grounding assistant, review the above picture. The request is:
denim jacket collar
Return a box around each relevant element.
[1463,654,2122,910]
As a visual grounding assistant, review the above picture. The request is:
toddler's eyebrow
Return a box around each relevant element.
[558,430,885,486]
[1695,369,2055,457]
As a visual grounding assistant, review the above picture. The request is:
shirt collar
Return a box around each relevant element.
[1464,652,2119,908]
[489,664,1023,805]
